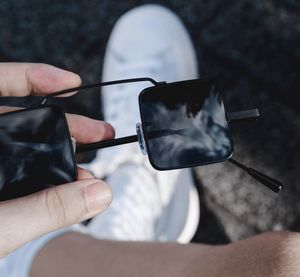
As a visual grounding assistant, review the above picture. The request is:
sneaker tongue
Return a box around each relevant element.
[111,46,175,80]
[117,55,176,83]
[111,34,170,59]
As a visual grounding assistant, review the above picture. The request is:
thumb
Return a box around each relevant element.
[0,178,112,257]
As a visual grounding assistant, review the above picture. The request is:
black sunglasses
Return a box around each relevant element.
[0,78,282,201]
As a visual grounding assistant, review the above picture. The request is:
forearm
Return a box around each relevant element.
[30,231,300,277]
[30,232,220,277]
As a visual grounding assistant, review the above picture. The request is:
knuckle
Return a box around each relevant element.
[43,187,68,228]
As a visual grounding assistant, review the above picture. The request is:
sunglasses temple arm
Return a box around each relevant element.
[228,158,282,193]
[41,77,163,104]
[76,135,139,154]
[76,127,186,153]
[76,138,283,193]
[227,109,260,122]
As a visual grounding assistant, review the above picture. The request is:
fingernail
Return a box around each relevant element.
[47,65,75,77]
[103,122,116,139]
[47,65,81,87]
[85,181,112,212]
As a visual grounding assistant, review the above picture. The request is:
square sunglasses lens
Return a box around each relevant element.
[0,105,76,201]
[139,80,233,170]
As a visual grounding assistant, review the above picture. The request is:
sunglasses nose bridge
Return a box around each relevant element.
[136,123,148,155]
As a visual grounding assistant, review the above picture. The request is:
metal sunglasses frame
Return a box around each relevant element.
[41,77,283,193]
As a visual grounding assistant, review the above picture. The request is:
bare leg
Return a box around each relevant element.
[30,231,300,277]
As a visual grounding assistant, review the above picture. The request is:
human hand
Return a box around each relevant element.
[0,63,113,258]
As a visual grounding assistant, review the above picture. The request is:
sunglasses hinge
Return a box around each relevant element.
[136,123,148,155]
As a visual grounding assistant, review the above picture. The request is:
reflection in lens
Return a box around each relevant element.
[140,80,232,169]
[0,106,76,200]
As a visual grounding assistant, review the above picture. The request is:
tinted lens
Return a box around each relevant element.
[139,80,232,170]
[0,105,76,200]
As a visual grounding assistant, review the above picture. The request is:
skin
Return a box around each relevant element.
[0,63,115,258]
[31,231,300,277]
[3,63,300,277]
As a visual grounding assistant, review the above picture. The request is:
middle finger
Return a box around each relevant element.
[0,106,115,144]
[66,113,115,144]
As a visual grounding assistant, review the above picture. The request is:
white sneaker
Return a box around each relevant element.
[86,4,200,243]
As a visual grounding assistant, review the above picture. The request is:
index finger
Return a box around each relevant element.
[0,63,81,97]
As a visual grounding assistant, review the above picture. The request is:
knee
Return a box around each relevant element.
[223,231,300,277]
[242,231,300,277]
[271,231,300,276]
